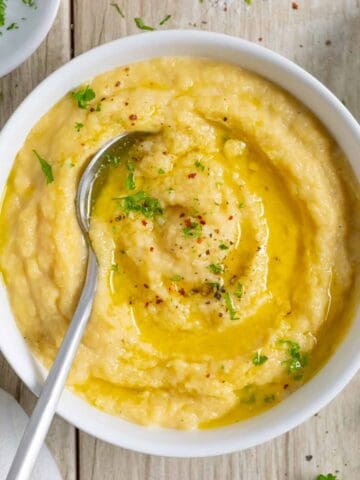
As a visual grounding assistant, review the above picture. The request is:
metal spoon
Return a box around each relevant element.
[6,131,144,480]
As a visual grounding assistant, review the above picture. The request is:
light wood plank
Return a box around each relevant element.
[75,0,360,478]
[0,2,76,479]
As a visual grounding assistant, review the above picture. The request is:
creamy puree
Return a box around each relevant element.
[1,58,360,429]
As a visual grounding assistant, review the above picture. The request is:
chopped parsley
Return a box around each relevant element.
[126,173,136,190]
[159,14,171,26]
[111,263,119,272]
[224,291,238,320]
[33,150,54,184]
[158,168,165,174]
[171,274,183,282]
[240,385,256,404]
[134,17,155,31]
[278,339,307,379]
[264,394,275,403]
[316,475,337,480]
[110,2,125,18]
[239,202,245,208]
[183,222,202,239]
[252,351,268,366]
[0,0,6,27]
[22,0,36,6]
[219,243,229,250]
[74,122,84,132]
[125,160,136,190]
[244,0,253,4]
[234,282,243,298]
[208,263,223,275]
[115,191,163,218]
[194,160,205,171]
[7,22,18,30]
[72,85,96,109]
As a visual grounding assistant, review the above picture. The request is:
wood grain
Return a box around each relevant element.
[1,0,360,479]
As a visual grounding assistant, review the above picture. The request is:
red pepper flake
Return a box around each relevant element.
[124,102,129,106]
[205,373,210,378]
[129,114,137,121]
[184,218,192,228]
[124,67,130,72]
[199,219,206,225]
[150,246,154,252]
[89,107,95,112]
[187,172,197,179]
[143,284,149,289]
[223,116,228,122]
[196,237,203,244]
[115,81,121,87]
[228,215,234,220]
[141,220,147,226]
[283,384,289,389]
[179,213,185,218]
[145,302,149,308]
[292,2,298,9]
[156,298,164,304]
[179,288,186,296]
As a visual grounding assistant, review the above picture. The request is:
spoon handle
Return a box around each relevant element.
[6,249,98,480]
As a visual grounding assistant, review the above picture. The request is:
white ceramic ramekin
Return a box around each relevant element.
[0,31,359,458]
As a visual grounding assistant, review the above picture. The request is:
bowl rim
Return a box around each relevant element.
[0,29,360,457]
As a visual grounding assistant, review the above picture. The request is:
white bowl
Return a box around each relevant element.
[0,0,60,77]
[0,31,360,458]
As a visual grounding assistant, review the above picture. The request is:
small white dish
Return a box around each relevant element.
[0,0,60,77]
[0,30,360,457]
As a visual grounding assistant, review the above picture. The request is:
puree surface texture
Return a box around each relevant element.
[1,57,360,429]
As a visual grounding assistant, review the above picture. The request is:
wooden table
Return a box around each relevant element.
[1,1,359,478]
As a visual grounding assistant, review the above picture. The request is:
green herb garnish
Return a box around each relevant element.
[239,202,244,208]
[171,274,182,282]
[158,168,165,174]
[7,22,18,30]
[111,263,119,272]
[72,85,96,109]
[194,160,205,171]
[316,475,337,480]
[264,394,275,403]
[125,160,136,189]
[115,191,163,218]
[252,351,268,366]
[183,222,202,239]
[33,150,54,184]
[74,122,84,132]
[208,263,223,275]
[0,0,6,27]
[159,14,171,26]
[278,339,307,378]
[22,0,36,6]
[134,17,155,31]
[240,385,256,404]
[234,283,243,298]
[111,2,125,18]
[219,243,229,250]
[244,0,253,4]
[224,291,238,320]
[126,173,136,190]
